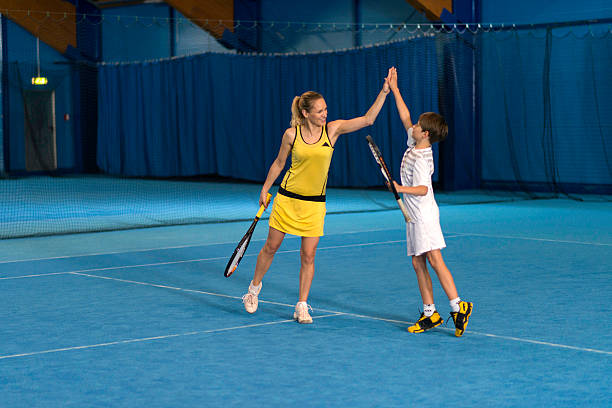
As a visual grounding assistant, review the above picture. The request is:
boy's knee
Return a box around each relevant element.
[426,251,443,269]
[411,255,425,269]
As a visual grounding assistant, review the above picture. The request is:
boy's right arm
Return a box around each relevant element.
[393,181,427,196]
[389,68,413,131]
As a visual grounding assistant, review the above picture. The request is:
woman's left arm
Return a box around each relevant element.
[327,71,391,145]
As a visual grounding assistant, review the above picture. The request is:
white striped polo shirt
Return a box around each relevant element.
[399,128,445,255]
[400,129,436,223]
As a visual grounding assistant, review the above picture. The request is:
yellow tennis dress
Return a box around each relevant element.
[269,125,334,237]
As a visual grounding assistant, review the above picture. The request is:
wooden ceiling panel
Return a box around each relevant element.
[164,0,233,38]
[0,0,76,53]
[405,0,452,20]
[88,1,153,9]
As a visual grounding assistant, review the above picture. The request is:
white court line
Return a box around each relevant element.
[0,255,229,280]
[464,330,612,356]
[447,231,612,247]
[0,243,236,264]
[0,227,404,264]
[0,238,418,281]
[0,271,72,280]
[12,207,607,266]
[0,313,344,360]
[3,237,611,356]
[66,271,612,356]
[4,225,608,266]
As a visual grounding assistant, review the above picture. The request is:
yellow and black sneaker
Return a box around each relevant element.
[407,311,444,333]
[450,301,473,337]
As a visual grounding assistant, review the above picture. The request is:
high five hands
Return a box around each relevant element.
[388,67,398,92]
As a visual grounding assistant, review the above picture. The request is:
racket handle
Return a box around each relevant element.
[397,199,411,223]
[256,193,272,218]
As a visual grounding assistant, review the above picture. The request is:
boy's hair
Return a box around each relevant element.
[419,112,448,144]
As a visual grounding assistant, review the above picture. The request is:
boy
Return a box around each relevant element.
[388,67,473,336]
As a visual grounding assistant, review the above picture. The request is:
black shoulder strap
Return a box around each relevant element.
[291,126,299,150]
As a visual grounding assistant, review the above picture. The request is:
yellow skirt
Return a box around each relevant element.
[268,192,326,237]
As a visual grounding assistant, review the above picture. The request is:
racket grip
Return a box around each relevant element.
[397,199,411,223]
[256,193,272,218]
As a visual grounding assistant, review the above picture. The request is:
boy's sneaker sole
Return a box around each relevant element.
[450,301,473,337]
[407,311,443,333]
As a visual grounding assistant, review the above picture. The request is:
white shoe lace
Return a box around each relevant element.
[242,293,254,305]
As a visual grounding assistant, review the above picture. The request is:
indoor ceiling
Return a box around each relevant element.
[86,0,164,9]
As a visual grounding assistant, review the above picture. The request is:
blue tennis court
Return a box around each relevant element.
[1,1,611,406]
[2,183,610,407]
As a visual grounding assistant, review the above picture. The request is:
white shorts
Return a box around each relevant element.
[405,221,446,257]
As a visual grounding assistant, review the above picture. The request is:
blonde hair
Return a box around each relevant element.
[290,91,323,127]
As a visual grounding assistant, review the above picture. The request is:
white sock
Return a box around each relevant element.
[249,281,262,295]
[423,304,436,317]
[450,297,461,313]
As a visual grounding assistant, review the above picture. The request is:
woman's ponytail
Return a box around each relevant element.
[290,96,303,127]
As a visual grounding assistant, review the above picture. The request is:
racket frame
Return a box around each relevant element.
[366,135,411,222]
[224,193,272,277]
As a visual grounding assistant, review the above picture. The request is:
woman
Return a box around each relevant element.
[243,70,392,323]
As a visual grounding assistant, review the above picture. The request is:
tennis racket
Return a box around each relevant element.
[366,135,411,222]
[224,193,272,278]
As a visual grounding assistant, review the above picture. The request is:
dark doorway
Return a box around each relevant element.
[24,90,56,171]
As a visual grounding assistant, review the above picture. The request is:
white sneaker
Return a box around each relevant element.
[293,302,313,324]
[242,281,262,314]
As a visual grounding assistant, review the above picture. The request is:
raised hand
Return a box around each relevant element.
[384,67,393,93]
[383,71,391,93]
[389,66,398,92]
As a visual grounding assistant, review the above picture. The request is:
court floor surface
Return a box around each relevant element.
[1,197,611,407]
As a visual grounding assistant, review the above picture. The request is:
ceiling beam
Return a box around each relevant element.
[87,1,161,9]
[164,0,233,39]
[0,0,76,54]
[405,0,452,21]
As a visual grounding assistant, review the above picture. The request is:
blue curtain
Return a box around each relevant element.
[480,27,612,192]
[97,37,438,187]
